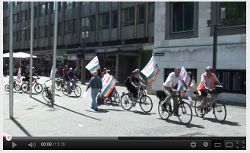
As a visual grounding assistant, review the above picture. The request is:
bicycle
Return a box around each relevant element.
[156,89,193,125]
[194,85,227,123]
[21,76,43,94]
[121,83,153,113]
[42,80,54,108]
[4,79,21,92]
[62,79,82,97]
[55,78,67,91]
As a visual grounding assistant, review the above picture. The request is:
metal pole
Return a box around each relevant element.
[29,2,34,97]
[9,2,14,118]
[52,2,58,102]
[213,24,217,72]
[213,3,218,72]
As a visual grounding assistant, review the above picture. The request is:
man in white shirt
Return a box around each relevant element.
[162,67,188,115]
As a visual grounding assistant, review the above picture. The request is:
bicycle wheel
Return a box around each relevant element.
[21,83,29,93]
[121,93,133,110]
[48,89,54,108]
[74,85,82,97]
[194,100,205,117]
[5,85,10,92]
[213,102,227,123]
[62,87,69,96]
[158,100,171,120]
[177,101,193,125]
[111,90,120,104]
[42,89,50,103]
[34,83,43,94]
[55,81,62,91]
[140,95,153,113]
[139,89,147,103]
[14,84,21,91]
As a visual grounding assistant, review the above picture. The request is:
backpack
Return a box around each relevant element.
[125,76,131,88]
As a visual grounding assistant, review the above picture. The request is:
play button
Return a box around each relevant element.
[12,142,17,149]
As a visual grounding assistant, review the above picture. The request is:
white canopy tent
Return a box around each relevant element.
[3,52,38,58]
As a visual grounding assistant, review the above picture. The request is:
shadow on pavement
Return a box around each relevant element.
[31,97,52,108]
[202,117,240,126]
[86,109,109,113]
[157,118,205,129]
[54,104,101,121]
[131,110,156,115]
[105,108,124,112]
[10,117,32,137]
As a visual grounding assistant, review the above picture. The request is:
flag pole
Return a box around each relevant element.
[29,2,34,97]
[52,2,58,104]
[9,2,14,118]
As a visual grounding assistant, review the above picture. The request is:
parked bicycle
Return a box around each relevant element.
[21,76,43,94]
[194,85,226,123]
[156,90,193,125]
[62,79,82,97]
[4,79,21,92]
[42,80,54,108]
[121,83,153,113]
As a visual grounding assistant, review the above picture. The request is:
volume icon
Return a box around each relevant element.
[28,142,36,148]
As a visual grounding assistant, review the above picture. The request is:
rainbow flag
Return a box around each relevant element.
[141,56,160,83]
[177,66,188,91]
[85,56,100,73]
[101,74,117,97]
[16,68,22,84]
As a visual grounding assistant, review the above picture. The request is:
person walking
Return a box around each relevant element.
[86,70,102,111]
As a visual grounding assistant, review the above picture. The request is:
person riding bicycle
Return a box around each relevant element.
[196,66,221,112]
[162,67,188,116]
[126,69,146,101]
[23,67,39,83]
[66,68,78,94]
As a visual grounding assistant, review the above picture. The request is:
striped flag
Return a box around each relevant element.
[101,74,117,97]
[50,66,57,80]
[141,56,160,83]
[177,66,188,91]
[85,56,100,73]
[16,68,22,84]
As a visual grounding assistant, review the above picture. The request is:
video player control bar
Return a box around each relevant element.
[3,137,246,150]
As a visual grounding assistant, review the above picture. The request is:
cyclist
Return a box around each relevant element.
[126,69,146,102]
[196,66,221,112]
[23,67,39,83]
[162,67,188,115]
[66,68,78,94]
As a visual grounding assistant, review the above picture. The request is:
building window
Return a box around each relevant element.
[81,17,90,31]
[89,15,96,31]
[171,2,194,33]
[13,14,17,23]
[39,26,45,38]
[25,29,30,40]
[122,7,135,26]
[216,70,246,94]
[99,12,110,30]
[164,68,197,83]
[148,2,155,23]
[65,21,73,34]
[219,2,246,27]
[45,25,49,37]
[57,23,62,36]
[137,4,145,24]
[66,2,73,10]
[73,19,77,33]
[82,2,89,6]
[111,11,118,28]
[40,4,46,16]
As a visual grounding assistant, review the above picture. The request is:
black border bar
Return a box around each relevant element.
[3,137,246,150]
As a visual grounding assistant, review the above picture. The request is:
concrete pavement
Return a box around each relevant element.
[3,76,246,137]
